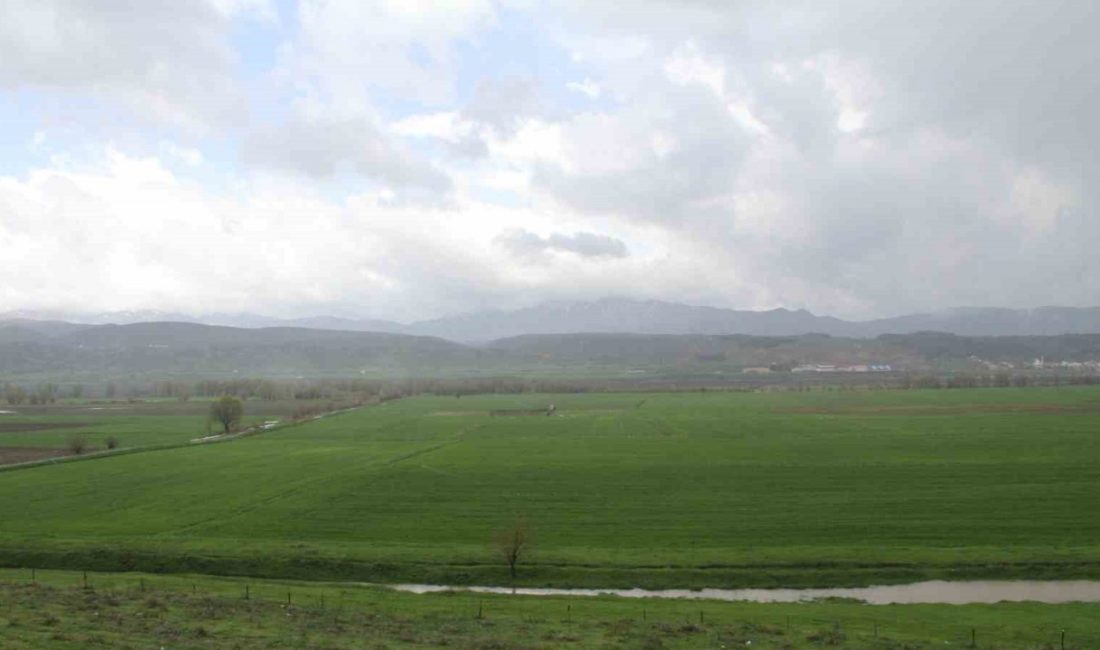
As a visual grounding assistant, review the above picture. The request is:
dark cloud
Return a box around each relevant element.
[536,0,1100,316]
[0,0,248,128]
[243,115,452,193]
[463,77,540,137]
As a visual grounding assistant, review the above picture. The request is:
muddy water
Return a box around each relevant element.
[390,580,1100,605]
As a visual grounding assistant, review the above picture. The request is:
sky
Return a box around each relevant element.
[1,0,1097,322]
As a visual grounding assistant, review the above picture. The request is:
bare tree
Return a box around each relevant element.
[67,435,87,455]
[495,518,532,586]
[209,395,244,434]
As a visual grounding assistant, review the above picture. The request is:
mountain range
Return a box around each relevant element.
[6,299,1100,341]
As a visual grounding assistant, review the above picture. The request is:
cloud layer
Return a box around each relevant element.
[1,0,1098,320]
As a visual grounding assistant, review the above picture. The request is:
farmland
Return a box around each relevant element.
[0,399,331,464]
[1,386,1099,590]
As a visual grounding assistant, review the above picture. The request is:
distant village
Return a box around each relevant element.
[742,364,893,374]
[743,358,1100,375]
[973,357,1100,371]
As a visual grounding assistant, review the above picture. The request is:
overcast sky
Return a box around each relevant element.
[1,0,1097,321]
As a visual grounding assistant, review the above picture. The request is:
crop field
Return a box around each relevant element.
[0,399,325,464]
[0,387,1099,589]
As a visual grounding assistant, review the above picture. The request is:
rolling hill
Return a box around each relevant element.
[9,299,1100,341]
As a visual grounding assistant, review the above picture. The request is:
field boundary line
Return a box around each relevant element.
[0,402,369,474]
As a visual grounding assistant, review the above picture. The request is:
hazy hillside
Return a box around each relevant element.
[2,321,1100,379]
[487,332,914,367]
[862,307,1100,337]
[406,299,850,340]
[0,322,483,377]
[10,299,1100,341]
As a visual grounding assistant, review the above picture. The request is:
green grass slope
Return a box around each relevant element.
[2,569,1098,649]
[1,388,1100,588]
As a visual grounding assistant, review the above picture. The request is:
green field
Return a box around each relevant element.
[1,569,1097,649]
[1,387,1100,588]
[0,399,326,462]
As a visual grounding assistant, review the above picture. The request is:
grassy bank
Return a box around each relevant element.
[1,569,1097,649]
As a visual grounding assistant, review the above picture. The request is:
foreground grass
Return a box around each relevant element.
[2,388,1100,587]
[0,569,1096,649]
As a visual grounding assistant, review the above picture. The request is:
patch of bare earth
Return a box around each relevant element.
[777,404,1100,416]
[0,446,73,465]
[0,421,91,433]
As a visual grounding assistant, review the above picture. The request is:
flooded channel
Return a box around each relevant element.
[390,580,1100,605]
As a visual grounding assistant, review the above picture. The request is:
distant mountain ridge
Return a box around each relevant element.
[5,299,1100,341]
[2,319,1100,379]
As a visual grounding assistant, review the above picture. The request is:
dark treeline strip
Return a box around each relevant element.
[3,371,1098,407]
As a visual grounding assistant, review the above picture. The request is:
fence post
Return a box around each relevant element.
[245,584,250,600]
[82,571,88,590]
[30,568,35,585]
[971,627,976,648]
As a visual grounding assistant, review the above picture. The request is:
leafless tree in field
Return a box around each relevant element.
[495,518,532,587]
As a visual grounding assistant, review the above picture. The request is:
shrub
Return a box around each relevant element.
[105,436,119,450]
[67,435,88,455]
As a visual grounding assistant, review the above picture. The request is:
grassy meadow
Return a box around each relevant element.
[1,386,1099,588]
[0,399,323,463]
[0,568,1097,649]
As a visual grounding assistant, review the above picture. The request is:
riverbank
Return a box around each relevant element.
[1,569,1097,649]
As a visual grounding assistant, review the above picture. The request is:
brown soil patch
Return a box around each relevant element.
[777,404,1100,416]
[0,446,72,465]
[490,409,554,416]
[0,422,91,433]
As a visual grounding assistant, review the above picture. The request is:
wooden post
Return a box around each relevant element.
[566,604,571,623]
[1061,629,1066,650]
[971,627,976,648]
[82,571,88,590]
[287,590,291,606]
[244,584,250,600]
[30,568,35,584]
[477,601,483,619]
[699,610,704,625]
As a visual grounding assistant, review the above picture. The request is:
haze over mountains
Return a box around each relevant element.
[5,299,1100,341]
[5,299,1100,378]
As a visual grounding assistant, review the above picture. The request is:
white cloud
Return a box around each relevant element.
[161,142,205,167]
[3,0,1100,321]
[566,78,600,99]
[281,0,497,109]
